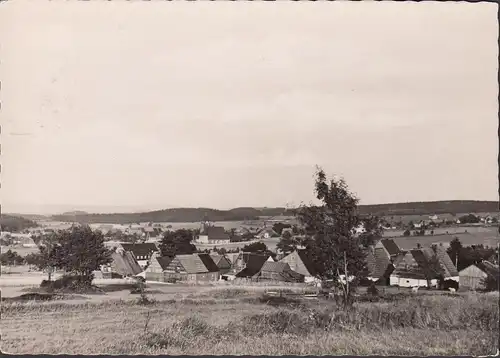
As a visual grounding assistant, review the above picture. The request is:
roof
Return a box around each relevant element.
[235,253,269,277]
[176,254,209,274]
[203,226,229,241]
[210,254,223,265]
[434,246,458,276]
[476,261,500,279]
[296,249,319,276]
[366,247,392,279]
[121,243,158,258]
[380,239,401,256]
[110,250,143,276]
[225,253,240,264]
[198,254,220,273]
[261,261,290,273]
[155,256,173,270]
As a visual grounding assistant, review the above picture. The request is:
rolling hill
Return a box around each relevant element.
[47,200,498,224]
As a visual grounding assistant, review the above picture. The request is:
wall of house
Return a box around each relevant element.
[187,272,220,282]
[459,265,487,290]
[391,276,437,288]
[198,235,209,243]
[146,258,163,274]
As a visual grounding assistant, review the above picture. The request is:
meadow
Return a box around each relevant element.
[1,284,498,355]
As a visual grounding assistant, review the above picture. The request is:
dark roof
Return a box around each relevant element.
[296,249,319,276]
[121,243,158,258]
[156,256,173,270]
[198,254,220,273]
[110,250,143,276]
[205,226,229,241]
[235,254,269,277]
[366,247,392,279]
[435,246,458,276]
[381,239,401,256]
[476,261,500,279]
[176,254,209,274]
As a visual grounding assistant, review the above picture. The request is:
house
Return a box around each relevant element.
[160,253,220,282]
[366,246,404,284]
[459,261,499,290]
[210,254,232,274]
[197,223,230,244]
[225,252,240,266]
[279,249,319,283]
[120,243,159,269]
[145,252,174,282]
[143,226,160,239]
[256,228,279,240]
[390,249,438,288]
[102,248,143,278]
[413,221,423,229]
[433,245,459,282]
[233,252,269,278]
[390,247,458,288]
[429,215,439,221]
[254,261,305,283]
[281,228,294,237]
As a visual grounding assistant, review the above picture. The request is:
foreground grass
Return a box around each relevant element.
[1,289,498,355]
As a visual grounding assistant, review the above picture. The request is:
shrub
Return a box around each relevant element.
[40,274,95,293]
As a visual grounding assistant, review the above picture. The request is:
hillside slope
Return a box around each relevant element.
[48,200,498,224]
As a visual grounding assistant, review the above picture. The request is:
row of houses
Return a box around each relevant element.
[101,239,498,290]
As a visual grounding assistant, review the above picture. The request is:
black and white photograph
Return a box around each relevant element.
[0,0,499,355]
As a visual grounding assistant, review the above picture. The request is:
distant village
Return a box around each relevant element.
[1,211,498,292]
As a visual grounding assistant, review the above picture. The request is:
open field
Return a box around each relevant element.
[1,283,498,355]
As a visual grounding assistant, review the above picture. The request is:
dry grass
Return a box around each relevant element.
[1,288,498,355]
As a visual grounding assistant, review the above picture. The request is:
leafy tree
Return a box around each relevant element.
[241,242,268,254]
[159,229,197,257]
[481,274,499,292]
[295,167,381,308]
[276,230,298,255]
[51,226,113,283]
[403,229,411,237]
[0,250,24,266]
[272,223,292,235]
[357,215,383,248]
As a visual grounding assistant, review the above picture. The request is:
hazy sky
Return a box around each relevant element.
[1,1,498,214]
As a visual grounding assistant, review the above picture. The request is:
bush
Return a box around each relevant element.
[367,284,379,296]
[40,274,95,293]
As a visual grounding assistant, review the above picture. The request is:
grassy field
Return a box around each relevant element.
[1,283,498,355]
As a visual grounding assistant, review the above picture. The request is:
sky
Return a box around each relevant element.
[0,1,498,214]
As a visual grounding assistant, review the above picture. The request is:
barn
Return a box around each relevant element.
[120,243,159,269]
[459,261,499,290]
[279,249,319,283]
[255,261,305,283]
[145,253,173,282]
[161,253,220,282]
[102,248,143,279]
[209,254,233,274]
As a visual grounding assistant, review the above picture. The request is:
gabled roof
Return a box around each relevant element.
[198,254,220,273]
[155,256,173,270]
[110,250,143,277]
[176,254,209,274]
[475,261,500,279]
[261,261,290,273]
[296,249,318,276]
[225,253,240,264]
[235,253,269,277]
[380,239,401,256]
[366,247,392,279]
[434,246,458,276]
[121,243,158,258]
[202,226,229,241]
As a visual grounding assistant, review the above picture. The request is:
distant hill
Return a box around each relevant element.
[4,213,48,221]
[0,214,39,232]
[61,211,89,216]
[48,200,498,224]
[357,200,499,217]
